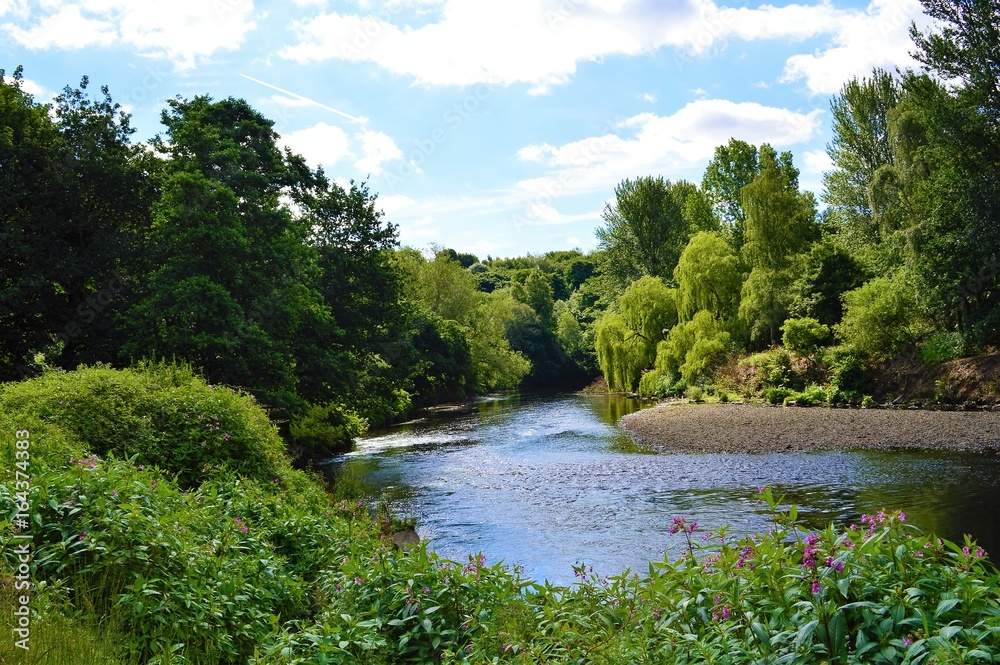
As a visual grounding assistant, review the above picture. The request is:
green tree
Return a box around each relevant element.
[653,310,731,386]
[0,70,154,379]
[702,139,758,251]
[595,177,702,288]
[594,276,677,392]
[674,232,743,322]
[824,70,905,270]
[788,242,867,326]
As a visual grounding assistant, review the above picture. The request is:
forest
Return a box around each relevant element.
[3,0,1000,460]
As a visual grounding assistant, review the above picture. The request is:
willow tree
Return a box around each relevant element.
[594,276,677,392]
[739,146,817,345]
[674,231,743,322]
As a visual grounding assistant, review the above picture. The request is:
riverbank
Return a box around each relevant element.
[621,403,1000,453]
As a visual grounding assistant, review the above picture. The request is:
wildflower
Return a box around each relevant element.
[111,490,118,497]
[79,531,88,542]
[902,636,912,648]
[354,577,363,585]
[812,580,820,594]
[423,586,431,594]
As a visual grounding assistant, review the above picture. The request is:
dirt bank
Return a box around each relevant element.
[621,403,1000,454]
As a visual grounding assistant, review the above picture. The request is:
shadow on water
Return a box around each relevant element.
[326,394,1000,585]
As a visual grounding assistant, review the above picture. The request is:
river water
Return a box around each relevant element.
[327,393,1000,586]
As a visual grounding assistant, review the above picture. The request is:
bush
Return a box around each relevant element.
[782,317,831,354]
[684,385,704,402]
[0,362,292,487]
[822,345,866,393]
[785,383,829,406]
[836,272,932,360]
[289,401,367,455]
[741,348,794,392]
[920,331,966,364]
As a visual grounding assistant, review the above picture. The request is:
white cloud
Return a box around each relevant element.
[354,129,404,175]
[802,148,834,175]
[639,92,656,103]
[280,122,352,169]
[17,77,46,97]
[781,0,931,94]
[520,98,821,184]
[280,0,928,94]
[3,0,257,69]
[377,193,415,215]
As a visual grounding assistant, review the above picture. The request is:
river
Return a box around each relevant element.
[327,393,1000,586]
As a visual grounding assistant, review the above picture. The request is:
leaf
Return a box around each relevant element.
[423,605,441,615]
[828,611,847,657]
[935,598,961,619]
[940,624,964,640]
[795,619,819,647]
[752,621,772,650]
[422,618,432,633]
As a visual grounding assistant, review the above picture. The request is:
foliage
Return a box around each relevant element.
[783,317,832,354]
[837,272,933,360]
[0,362,291,487]
[920,331,966,365]
[288,401,368,454]
[595,277,677,392]
[790,242,868,326]
[702,138,759,252]
[656,310,731,386]
[596,177,707,288]
[740,267,796,347]
[674,231,743,322]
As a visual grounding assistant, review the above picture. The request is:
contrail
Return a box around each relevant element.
[241,74,367,125]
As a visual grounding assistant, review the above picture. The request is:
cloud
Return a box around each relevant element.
[279,123,403,177]
[802,148,834,175]
[280,0,928,94]
[17,77,46,97]
[2,0,257,69]
[376,193,415,216]
[781,0,931,94]
[354,129,404,175]
[508,98,822,225]
[639,92,656,103]
[279,122,352,169]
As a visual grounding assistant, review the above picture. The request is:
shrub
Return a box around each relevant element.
[921,331,966,364]
[782,316,831,354]
[836,272,933,360]
[822,345,866,393]
[288,401,367,455]
[0,362,292,487]
[741,347,794,392]
[684,385,704,402]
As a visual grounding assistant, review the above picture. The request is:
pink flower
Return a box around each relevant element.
[811,580,820,594]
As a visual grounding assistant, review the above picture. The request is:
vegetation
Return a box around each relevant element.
[3,366,1000,664]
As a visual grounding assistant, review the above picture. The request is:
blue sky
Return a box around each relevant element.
[2,0,932,258]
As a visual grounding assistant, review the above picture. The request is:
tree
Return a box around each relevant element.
[788,242,867,326]
[674,232,743,322]
[824,70,905,270]
[594,276,677,392]
[702,139,758,251]
[595,177,702,288]
[739,268,796,347]
[910,0,1000,122]
[0,70,154,379]
[741,145,816,272]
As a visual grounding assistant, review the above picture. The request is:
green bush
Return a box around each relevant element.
[823,345,866,393]
[288,401,367,455]
[782,317,831,353]
[920,331,966,365]
[785,383,829,406]
[0,362,292,488]
[684,385,704,402]
[836,272,932,360]
[741,347,794,392]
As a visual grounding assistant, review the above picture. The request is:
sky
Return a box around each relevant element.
[2,0,935,258]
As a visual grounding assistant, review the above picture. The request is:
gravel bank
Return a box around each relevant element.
[620,403,1000,454]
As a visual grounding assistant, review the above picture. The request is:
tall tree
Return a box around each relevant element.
[595,177,702,288]
[702,139,758,252]
[824,69,904,270]
[673,232,743,322]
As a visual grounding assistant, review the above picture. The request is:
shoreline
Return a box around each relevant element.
[620,402,1000,454]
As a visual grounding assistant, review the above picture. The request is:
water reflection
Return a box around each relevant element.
[328,394,1000,586]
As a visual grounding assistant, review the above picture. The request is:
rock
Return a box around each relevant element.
[391,528,419,551]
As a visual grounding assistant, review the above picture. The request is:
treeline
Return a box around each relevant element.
[0,70,595,454]
[591,0,1000,401]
